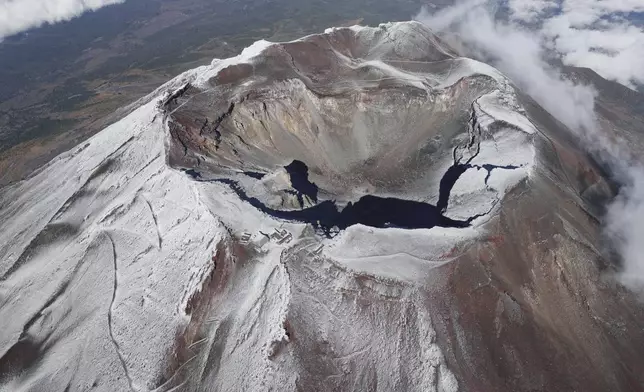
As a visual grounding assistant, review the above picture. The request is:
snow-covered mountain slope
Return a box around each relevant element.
[0,101,229,391]
[2,21,644,392]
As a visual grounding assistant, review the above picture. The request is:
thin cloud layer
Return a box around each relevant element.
[606,166,644,292]
[507,0,558,22]
[509,0,644,89]
[415,1,644,291]
[415,2,598,133]
[0,0,124,39]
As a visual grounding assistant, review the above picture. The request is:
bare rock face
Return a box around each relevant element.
[1,21,644,392]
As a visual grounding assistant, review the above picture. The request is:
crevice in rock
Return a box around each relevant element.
[437,160,469,213]
[104,232,136,392]
[283,47,312,82]
[438,102,483,213]
[242,171,266,180]
[235,134,251,149]
[476,164,521,186]
[199,119,209,136]
[213,102,235,133]
[161,83,192,114]
[169,122,189,156]
[140,195,162,249]
[438,100,525,213]
[205,102,236,150]
[464,199,500,225]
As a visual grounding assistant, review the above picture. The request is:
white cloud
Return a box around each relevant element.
[415,1,598,133]
[606,166,644,292]
[0,0,124,39]
[508,0,644,89]
[552,26,644,87]
[415,1,644,291]
[507,0,558,23]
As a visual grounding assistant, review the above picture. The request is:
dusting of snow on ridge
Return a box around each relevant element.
[324,25,365,34]
[0,21,550,391]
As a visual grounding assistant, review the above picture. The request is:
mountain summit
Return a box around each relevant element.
[1,21,644,392]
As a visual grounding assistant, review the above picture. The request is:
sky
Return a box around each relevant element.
[0,0,124,40]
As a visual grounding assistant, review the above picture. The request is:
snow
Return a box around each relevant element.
[331,253,446,282]
[0,20,551,392]
[192,40,274,88]
[0,101,228,390]
[442,167,494,221]
[442,74,536,223]
[470,130,535,168]
[197,245,294,390]
[445,133,534,222]
[477,90,537,134]
[436,57,537,133]
[324,25,369,34]
[239,39,273,59]
[325,224,478,273]
[451,166,488,195]
[360,59,428,90]
[436,57,505,89]
[187,22,447,91]
[488,166,530,194]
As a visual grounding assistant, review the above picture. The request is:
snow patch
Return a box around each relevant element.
[360,59,428,90]
[325,224,478,272]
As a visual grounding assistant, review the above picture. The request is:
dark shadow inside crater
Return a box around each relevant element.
[183,159,483,237]
[285,160,318,204]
